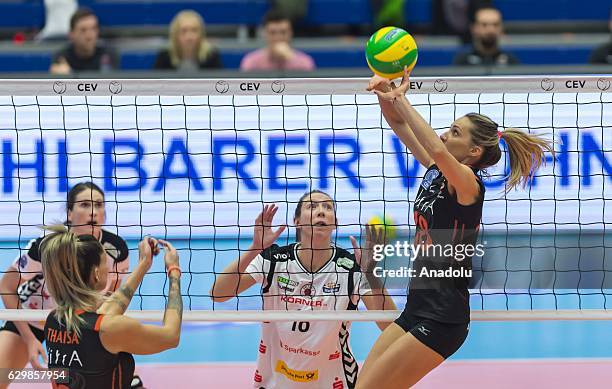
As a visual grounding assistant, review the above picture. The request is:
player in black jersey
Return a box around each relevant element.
[357,70,554,389]
[0,182,134,388]
[40,227,182,389]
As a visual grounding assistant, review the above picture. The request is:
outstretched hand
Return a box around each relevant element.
[251,204,286,251]
[368,67,411,102]
[367,74,393,93]
[350,224,386,274]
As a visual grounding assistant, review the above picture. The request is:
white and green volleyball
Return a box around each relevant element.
[365,26,418,79]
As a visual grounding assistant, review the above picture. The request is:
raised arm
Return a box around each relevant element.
[99,239,182,355]
[210,204,286,302]
[368,76,433,168]
[372,69,480,201]
[351,225,397,331]
[98,237,159,315]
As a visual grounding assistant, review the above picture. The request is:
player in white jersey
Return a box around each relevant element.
[211,190,396,389]
[0,182,131,387]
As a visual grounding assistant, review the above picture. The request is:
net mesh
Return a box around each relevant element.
[0,77,610,321]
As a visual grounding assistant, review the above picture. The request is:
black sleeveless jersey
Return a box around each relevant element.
[26,229,129,264]
[45,311,134,389]
[407,164,485,324]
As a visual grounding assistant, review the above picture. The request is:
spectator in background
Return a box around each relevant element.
[453,5,519,66]
[49,7,118,75]
[589,9,612,64]
[432,0,491,43]
[240,10,315,72]
[154,10,223,71]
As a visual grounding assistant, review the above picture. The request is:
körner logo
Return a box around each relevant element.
[433,79,448,92]
[541,78,555,91]
[109,81,122,94]
[271,80,286,93]
[215,80,229,94]
[53,81,66,94]
[597,78,611,91]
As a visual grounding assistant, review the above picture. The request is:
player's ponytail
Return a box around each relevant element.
[40,225,104,336]
[499,128,554,192]
[466,113,554,192]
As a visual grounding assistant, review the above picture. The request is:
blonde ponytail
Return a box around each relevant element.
[40,225,104,336]
[500,128,555,192]
[465,113,554,193]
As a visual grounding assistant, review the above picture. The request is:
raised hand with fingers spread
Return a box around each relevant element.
[211,191,396,389]
[251,204,287,251]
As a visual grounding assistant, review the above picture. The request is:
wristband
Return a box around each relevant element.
[166,265,181,277]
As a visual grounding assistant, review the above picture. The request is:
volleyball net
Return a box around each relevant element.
[0,76,610,322]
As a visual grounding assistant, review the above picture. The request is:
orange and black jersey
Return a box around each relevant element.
[407,164,485,324]
[45,310,134,389]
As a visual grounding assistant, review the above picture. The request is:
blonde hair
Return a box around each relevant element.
[465,113,555,192]
[168,10,212,67]
[40,225,104,336]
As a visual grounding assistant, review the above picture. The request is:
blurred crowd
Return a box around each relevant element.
[6,0,612,75]
[45,5,318,75]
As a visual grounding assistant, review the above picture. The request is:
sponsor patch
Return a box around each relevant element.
[273,252,290,260]
[280,295,325,307]
[275,360,318,383]
[280,340,320,357]
[277,275,298,292]
[300,283,316,296]
[323,282,341,293]
[421,168,440,190]
[336,257,354,269]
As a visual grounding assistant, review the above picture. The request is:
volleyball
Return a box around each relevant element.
[367,214,397,239]
[365,26,418,79]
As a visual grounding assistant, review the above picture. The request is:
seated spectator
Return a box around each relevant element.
[240,10,315,72]
[432,0,491,43]
[49,7,118,75]
[453,5,519,66]
[589,9,612,64]
[154,10,223,71]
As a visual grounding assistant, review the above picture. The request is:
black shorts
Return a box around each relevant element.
[0,321,45,343]
[394,311,469,359]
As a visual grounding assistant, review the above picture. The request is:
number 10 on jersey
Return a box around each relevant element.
[291,321,310,332]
